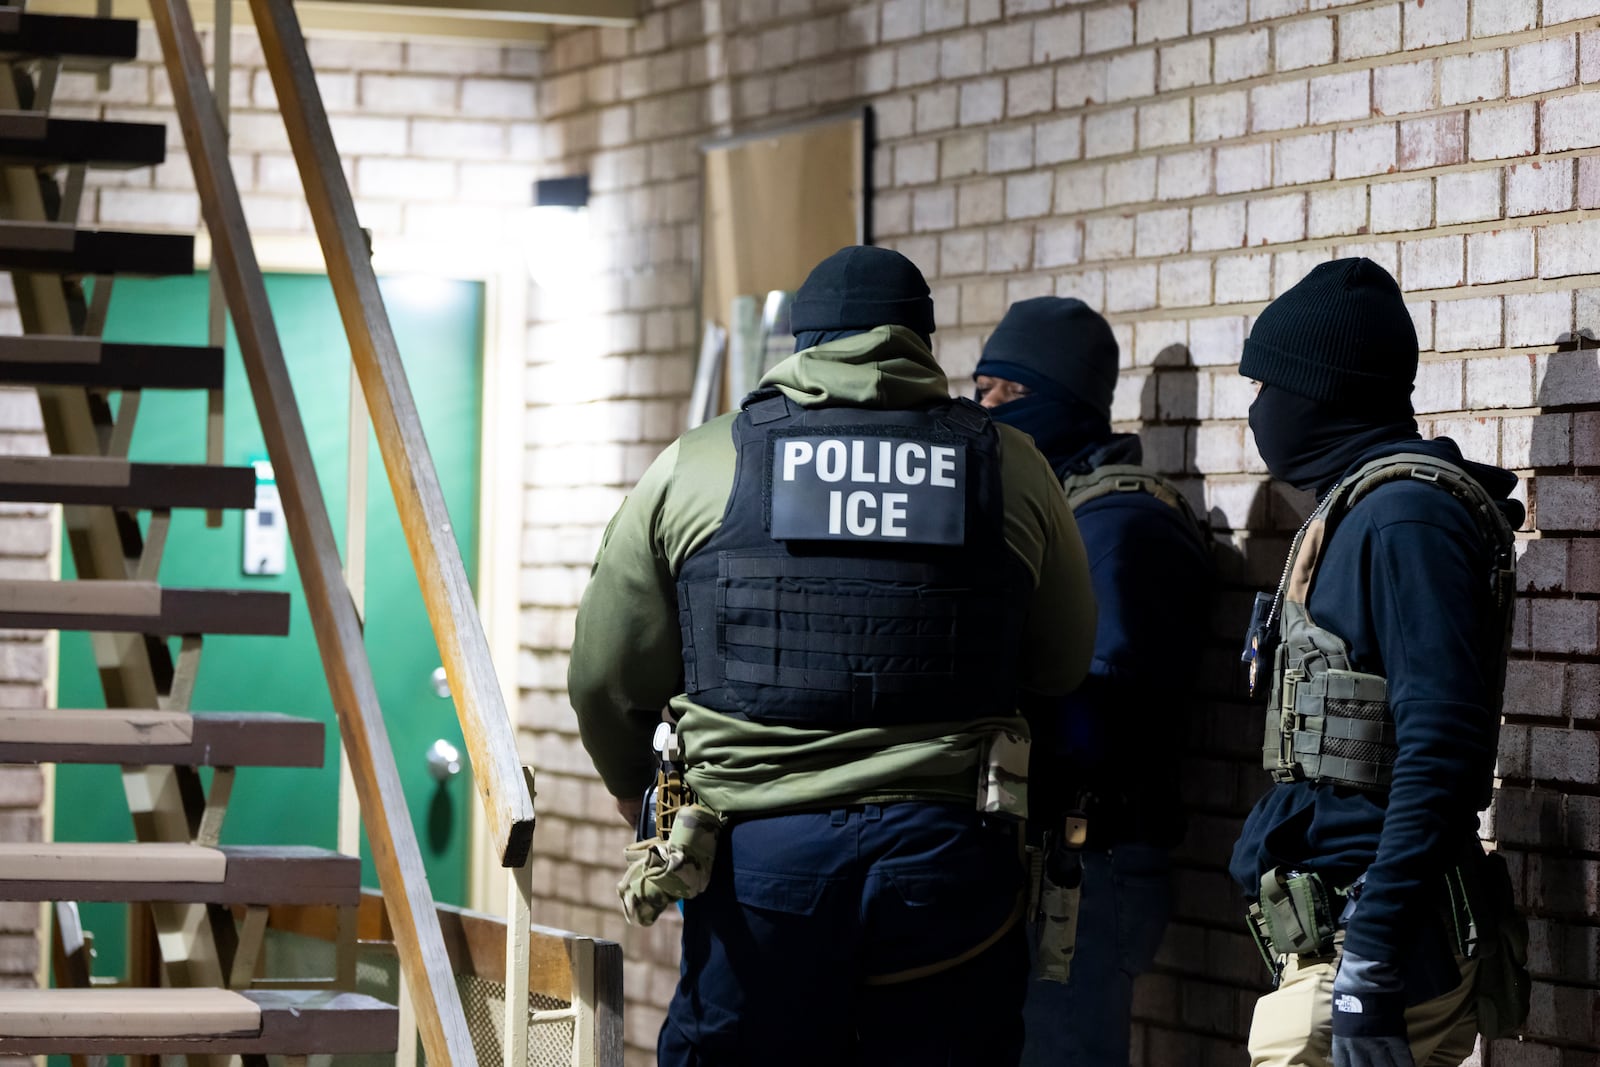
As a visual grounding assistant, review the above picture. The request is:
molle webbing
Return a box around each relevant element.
[1060,464,1208,541]
[676,392,1029,729]
[1264,453,1517,793]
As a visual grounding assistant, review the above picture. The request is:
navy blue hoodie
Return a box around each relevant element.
[1229,436,1519,986]
[1033,435,1214,846]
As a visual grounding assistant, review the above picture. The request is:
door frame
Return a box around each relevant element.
[42,230,528,916]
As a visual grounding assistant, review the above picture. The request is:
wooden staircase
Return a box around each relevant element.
[0,7,399,1063]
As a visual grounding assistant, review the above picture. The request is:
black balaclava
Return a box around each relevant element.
[1249,385,1419,495]
[790,245,935,353]
[1241,258,1421,496]
[974,297,1119,470]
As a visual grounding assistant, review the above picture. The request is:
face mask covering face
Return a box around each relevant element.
[984,391,1111,473]
[1247,384,1419,496]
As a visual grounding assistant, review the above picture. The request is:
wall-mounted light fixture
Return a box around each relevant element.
[523,174,593,294]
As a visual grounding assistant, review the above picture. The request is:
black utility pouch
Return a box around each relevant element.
[1451,851,1530,1039]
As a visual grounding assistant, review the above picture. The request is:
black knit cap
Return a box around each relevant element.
[790,245,936,338]
[975,297,1120,421]
[1239,257,1417,409]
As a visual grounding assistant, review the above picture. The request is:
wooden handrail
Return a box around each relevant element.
[250,0,536,871]
[143,2,476,1062]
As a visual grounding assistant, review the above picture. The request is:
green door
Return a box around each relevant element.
[53,271,485,982]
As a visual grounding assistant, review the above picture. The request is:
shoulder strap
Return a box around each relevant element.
[1285,453,1517,614]
[1342,453,1516,604]
[1061,464,1210,544]
[939,397,991,438]
[743,390,794,426]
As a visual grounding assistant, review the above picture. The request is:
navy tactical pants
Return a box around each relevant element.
[657,802,1029,1066]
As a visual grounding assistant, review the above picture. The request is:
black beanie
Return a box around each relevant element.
[1239,257,1417,409]
[974,297,1120,421]
[790,246,936,339]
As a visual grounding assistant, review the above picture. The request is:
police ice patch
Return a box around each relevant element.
[767,433,967,545]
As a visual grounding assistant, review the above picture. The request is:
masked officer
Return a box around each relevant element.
[972,297,1213,1066]
[568,246,1097,1066]
[1231,258,1528,1067]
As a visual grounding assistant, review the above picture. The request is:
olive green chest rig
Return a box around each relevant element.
[1059,463,1208,540]
[1257,454,1517,794]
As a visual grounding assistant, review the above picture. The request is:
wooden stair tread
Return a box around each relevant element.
[0,988,398,1055]
[0,335,224,390]
[0,115,166,169]
[0,841,227,882]
[0,13,138,64]
[0,455,256,509]
[0,987,259,1039]
[0,221,192,276]
[0,109,46,140]
[0,843,361,905]
[0,579,291,636]
[0,709,324,768]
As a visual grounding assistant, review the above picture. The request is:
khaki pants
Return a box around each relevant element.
[1248,951,1480,1067]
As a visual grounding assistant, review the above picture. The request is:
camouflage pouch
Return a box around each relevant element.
[978,728,1030,819]
[1035,862,1082,984]
[616,804,724,927]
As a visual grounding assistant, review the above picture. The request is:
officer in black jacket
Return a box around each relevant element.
[1230,259,1526,1067]
[974,297,1214,1067]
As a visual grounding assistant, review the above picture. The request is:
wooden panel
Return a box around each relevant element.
[0,987,259,1039]
[0,581,291,636]
[0,989,398,1056]
[146,0,475,1058]
[0,12,138,61]
[0,844,361,905]
[0,222,194,276]
[0,116,166,169]
[700,110,870,332]
[0,709,324,768]
[0,455,256,509]
[0,336,225,390]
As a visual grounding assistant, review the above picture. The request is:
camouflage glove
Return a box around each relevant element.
[1332,950,1413,1067]
[978,727,1030,819]
[617,804,724,926]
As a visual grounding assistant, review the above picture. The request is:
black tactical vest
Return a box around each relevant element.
[1261,453,1517,798]
[675,390,1032,729]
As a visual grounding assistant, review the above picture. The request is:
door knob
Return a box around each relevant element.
[426,738,462,782]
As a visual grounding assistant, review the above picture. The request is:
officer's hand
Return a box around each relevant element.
[1331,949,1413,1067]
[615,794,643,827]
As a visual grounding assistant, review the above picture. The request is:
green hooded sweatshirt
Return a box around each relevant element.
[568,327,1096,816]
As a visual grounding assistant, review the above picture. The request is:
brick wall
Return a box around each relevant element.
[522,2,1600,1063]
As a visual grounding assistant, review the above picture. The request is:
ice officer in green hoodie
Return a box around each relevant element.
[570,246,1096,1066]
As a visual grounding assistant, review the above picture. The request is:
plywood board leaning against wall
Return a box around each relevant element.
[699,109,871,417]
